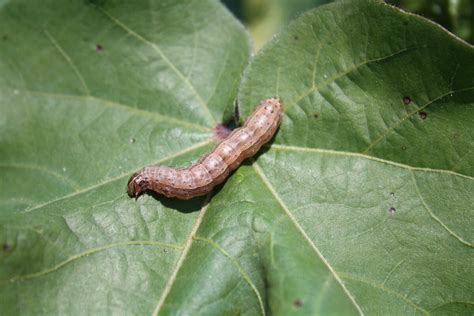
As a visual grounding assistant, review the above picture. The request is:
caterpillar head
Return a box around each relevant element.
[127,172,147,200]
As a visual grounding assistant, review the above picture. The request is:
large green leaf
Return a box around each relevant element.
[0,0,250,314]
[1,0,473,315]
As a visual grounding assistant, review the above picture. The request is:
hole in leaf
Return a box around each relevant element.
[389,207,396,214]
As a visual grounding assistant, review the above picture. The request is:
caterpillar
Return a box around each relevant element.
[127,97,283,200]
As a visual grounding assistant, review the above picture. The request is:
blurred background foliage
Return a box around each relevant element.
[222,0,474,50]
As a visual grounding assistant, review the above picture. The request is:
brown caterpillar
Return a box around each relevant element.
[127,97,283,200]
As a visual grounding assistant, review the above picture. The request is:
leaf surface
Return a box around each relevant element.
[237,1,474,314]
[0,0,250,314]
[1,0,473,315]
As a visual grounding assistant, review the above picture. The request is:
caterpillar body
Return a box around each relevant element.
[127,97,283,200]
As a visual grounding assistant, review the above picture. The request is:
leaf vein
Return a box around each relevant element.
[0,163,79,189]
[21,139,214,213]
[363,86,474,153]
[152,197,212,316]
[15,89,211,132]
[0,241,182,284]
[96,7,216,126]
[252,162,365,315]
[339,273,429,315]
[43,30,90,95]
[193,236,266,316]
[270,144,474,180]
[287,45,428,112]
[410,170,473,247]
[381,259,407,286]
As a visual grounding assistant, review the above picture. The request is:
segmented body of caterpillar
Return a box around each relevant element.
[127,97,283,200]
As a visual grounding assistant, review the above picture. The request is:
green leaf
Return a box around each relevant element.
[0,0,250,314]
[1,0,473,315]
[238,0,474,314]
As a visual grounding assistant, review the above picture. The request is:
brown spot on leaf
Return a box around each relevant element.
[293,299,303,308]
[96,44,103,51]
[2,243,12,252]
[403,96,412,105]
[389,207,396,214]
[418,111,428,120]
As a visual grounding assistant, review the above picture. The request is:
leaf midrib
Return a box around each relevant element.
[270,144,474,180]
[267,145,473,246]
[152,198,211,316]
[11,89,211,132]
[252,161,365,315]
[20,138,214,213]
